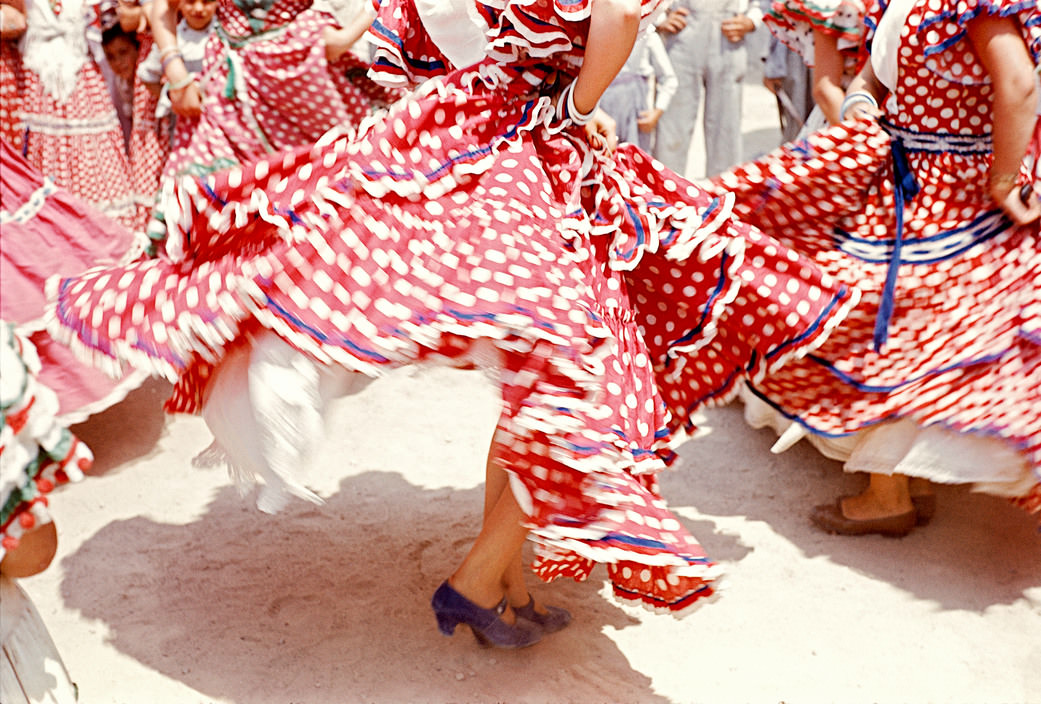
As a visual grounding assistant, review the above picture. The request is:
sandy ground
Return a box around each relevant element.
[15,60,1041,704]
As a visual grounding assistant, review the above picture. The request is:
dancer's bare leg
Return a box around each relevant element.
[451,475,529,624]
[482,427,559,616]
[841,472,914,519]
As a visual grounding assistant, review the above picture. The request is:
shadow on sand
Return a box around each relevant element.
[56,470,674,704]
[663,402,1041,612]
[69,377,172,476]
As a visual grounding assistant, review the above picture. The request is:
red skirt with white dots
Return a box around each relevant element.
[47,8,858,613]
[708,118,1041,514]
[20,60,135,228]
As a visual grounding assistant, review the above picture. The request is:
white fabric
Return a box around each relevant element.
[311,0,367,26]
[200,331,371,513]
[740,387,1034,497]
[870,0,915,93]
[414,0,487,70]
[21,0,92,102]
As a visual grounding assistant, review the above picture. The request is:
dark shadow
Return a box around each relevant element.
[662,402,1041,612]
[69,377,172,476]
[57,471,668,704]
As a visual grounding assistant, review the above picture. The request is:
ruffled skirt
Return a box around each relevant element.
[708,119,1041,515]
[48,60,857,611]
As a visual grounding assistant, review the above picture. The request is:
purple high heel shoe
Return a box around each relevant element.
[514,596,571,634]
[431,581,542,649]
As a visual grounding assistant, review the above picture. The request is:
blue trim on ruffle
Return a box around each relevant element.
[663,252,731,366]
[833,208,1011,264]
[766,287,850,362]
[806,348,1009,394]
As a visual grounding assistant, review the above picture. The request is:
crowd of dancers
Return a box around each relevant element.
[2,0,1038,658]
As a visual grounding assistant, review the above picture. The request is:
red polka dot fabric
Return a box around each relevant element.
[160,0,402,182]
[709,0,1041,515]
[0,40,27,151]
[50,0,858,613]
[21,59,135,228]
[129,34,172,232]
[764,0,866,69]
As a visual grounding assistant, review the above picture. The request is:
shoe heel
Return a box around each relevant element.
[435,612,459,636]
[430,580,541,649]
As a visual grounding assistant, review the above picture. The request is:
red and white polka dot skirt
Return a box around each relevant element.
[49,0,861,613]
[709,0,1041,516]
[21,60,136,228]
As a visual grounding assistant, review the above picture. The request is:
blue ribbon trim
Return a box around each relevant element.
[873,135,920,350]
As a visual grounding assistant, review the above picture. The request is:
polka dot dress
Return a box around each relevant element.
[0,38,27,151]
[0,323,91,562]
[763,0,865,69]
[159,0,402,182]
[19,0,135,228]
[710,0,1041,514]
[49,0,859,613]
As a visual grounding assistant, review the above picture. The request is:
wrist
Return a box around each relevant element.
[988,170,1019,199]
[839,91,878,121]
[166,74,195,93]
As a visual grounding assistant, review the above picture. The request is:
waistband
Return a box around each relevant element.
[881,120,993,155]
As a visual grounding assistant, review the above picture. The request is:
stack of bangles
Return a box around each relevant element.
[839,90,878,121]
[556,81,599,126]
[160,45,194,92]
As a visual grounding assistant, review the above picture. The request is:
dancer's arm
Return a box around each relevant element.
[967,13,1040,224]
[572,0,642,114]
[0,0,26,41]
[840,58,886,121]
[146,0,204,117]
[322,3,376,63]
[812,29,845,125]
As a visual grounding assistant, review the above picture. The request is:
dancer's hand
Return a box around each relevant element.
[170,80,203,118]
[841,100,881,122]
[992,178,1041,225]
[585,109,618,153]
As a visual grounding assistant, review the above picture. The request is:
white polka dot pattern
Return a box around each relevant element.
[50,0,861,613]
[20,60,136,228]
[710,0,1041,513]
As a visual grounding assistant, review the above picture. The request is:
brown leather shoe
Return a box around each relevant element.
[811,500,916,537]
[910,494,937,526]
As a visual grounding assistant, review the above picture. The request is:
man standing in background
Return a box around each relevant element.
[654,0,768,178]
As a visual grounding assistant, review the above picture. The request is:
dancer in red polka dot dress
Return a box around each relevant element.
[18,0,136,228]
[48,0,859,642]
[117,0,175,232]
[142,0,401,254]
[711,0,1041,535]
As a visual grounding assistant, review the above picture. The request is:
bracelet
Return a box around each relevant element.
[166,74,195,92]
[839,91,878,121]
[160,51,183,75]
[556,81,598,126]
[158,44,182,60]
[987,170,1018,194]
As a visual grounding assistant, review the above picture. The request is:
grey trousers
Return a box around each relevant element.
[654,0,748,177]
[599,73,653,153]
